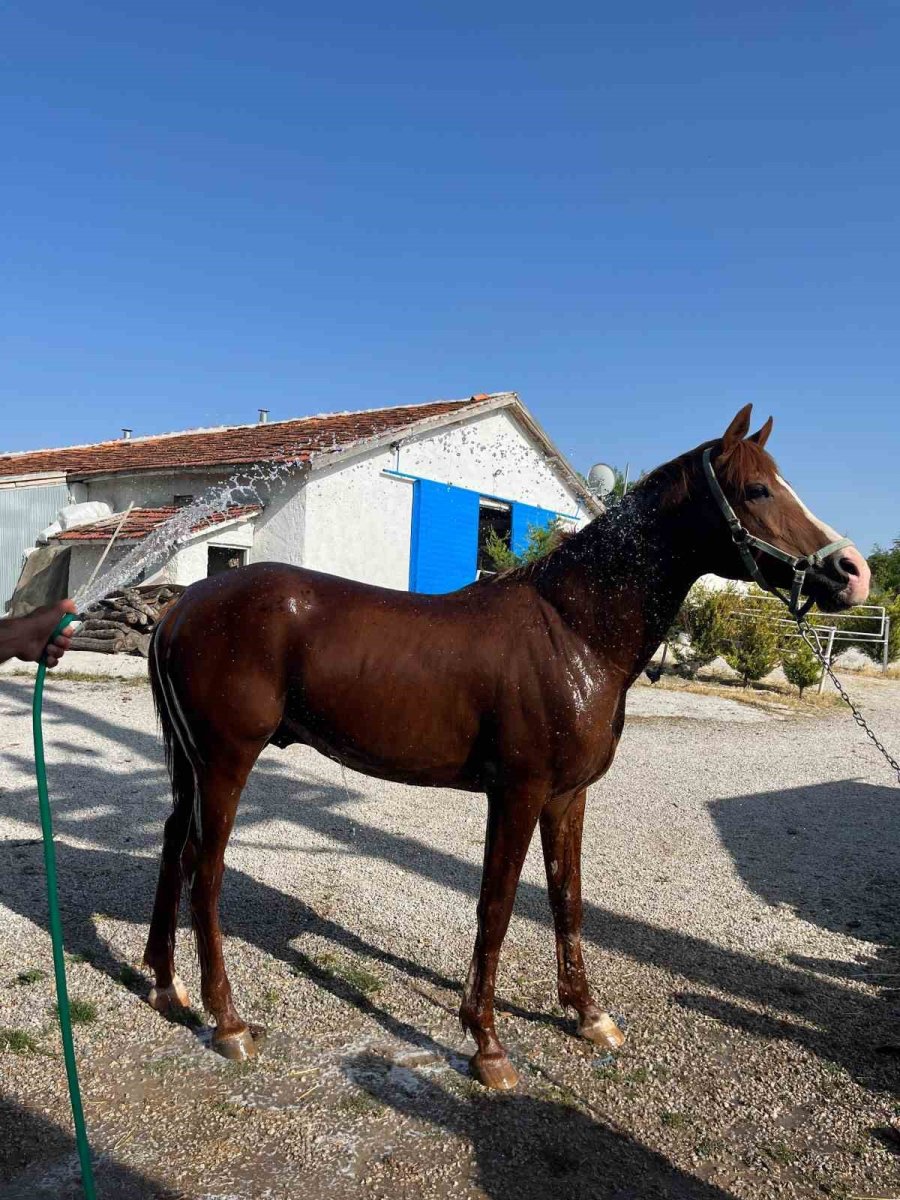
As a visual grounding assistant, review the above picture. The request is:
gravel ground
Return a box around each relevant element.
[1,665,899,1200]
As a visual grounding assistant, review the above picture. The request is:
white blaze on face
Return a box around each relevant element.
[775,475,843,545]
[775,475,871,604]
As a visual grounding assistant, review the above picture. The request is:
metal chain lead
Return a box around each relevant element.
[794,615,900,785]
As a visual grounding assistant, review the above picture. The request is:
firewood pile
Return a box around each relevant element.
[71,584,185,656]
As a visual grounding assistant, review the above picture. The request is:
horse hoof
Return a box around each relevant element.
[147,974,191,1014]
[577,1010,626,1050]
[212,1026,262,1062]
[471,1052,519,1090]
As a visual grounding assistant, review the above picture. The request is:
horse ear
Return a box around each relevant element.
[748,415,773,449]
[722,404,753,450]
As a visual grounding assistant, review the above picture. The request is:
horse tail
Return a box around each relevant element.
[149,618,201,843]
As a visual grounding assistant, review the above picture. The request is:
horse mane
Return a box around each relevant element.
[484,435,781,586]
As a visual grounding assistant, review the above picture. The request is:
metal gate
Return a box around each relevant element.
[742,591,892,688]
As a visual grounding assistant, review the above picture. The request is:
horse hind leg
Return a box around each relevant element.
[539,789,625,1051]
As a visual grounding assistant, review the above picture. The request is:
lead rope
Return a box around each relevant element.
[792,612,900,785]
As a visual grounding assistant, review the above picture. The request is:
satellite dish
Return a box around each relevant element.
[587,462,617,498]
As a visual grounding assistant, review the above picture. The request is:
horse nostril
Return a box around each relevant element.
[838,555,860,579]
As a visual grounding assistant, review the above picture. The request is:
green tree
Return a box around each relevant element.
[869,537,900,596]
[609,467,629,501]
[722,598,782,686]
[781,638,822,698]
[672,583,740,677]
[483,519,565,573]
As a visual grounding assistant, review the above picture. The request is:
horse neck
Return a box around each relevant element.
[532,488,707,680]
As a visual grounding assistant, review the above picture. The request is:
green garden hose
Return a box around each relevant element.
[32,612,96,1200]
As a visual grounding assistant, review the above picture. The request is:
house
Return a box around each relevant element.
[0,392,599,610]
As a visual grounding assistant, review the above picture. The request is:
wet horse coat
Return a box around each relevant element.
[143,406,870,1088]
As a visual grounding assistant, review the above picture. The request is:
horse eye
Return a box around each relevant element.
[744,484,771,501]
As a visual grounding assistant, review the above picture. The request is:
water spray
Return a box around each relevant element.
[73,457,301,612]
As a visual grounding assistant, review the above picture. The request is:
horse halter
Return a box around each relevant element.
[701,448,852,618]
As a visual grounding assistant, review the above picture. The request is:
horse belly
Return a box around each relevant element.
[277,679,484,789]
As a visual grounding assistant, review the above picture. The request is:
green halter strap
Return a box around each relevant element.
[701,448,852,618]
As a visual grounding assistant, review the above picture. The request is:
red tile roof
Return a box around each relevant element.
[0,396,498,480]
[53,504,261,542]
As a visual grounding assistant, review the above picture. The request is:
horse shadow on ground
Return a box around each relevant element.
[0,1095,165,1200]
[1,680,898,1102]
[345,1052,735,1200]
[710,778,900,964]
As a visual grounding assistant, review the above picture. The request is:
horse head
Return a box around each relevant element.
[639,404,870,612]
[689,404,870,612]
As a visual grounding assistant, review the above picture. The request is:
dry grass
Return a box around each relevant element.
[832,659,900,680]
[1,669,148,686]
[634,669,842,714]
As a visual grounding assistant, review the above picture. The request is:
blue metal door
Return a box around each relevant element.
[410,479,480,593]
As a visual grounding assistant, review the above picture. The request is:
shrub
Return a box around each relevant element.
[672,583,740,676]
[483,526,518,573]
[483,519,566,573]
[815,593,900,665]
[853,593,900,664]
[781,637,822,697]
[869,537,900,595]
[722,597,782,686]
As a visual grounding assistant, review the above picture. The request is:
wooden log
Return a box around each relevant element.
[122,631,152,657]
[70,637,121,653]
[118,609,149,627]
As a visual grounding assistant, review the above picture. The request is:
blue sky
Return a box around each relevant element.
[2,3,898,551]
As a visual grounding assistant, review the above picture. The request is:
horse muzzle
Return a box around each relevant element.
[810,545,871,611]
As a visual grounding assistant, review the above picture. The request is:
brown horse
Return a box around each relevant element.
[143,405,869,1089]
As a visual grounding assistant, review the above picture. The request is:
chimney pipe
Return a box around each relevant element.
[258,409,269,424]
[121,428,132,440]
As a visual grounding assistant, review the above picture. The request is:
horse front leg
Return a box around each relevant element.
[460,784,545,1090]
[539,789,625,1050]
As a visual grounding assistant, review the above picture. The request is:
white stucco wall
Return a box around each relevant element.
[250,474,307,568]
[301,408,589,589]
